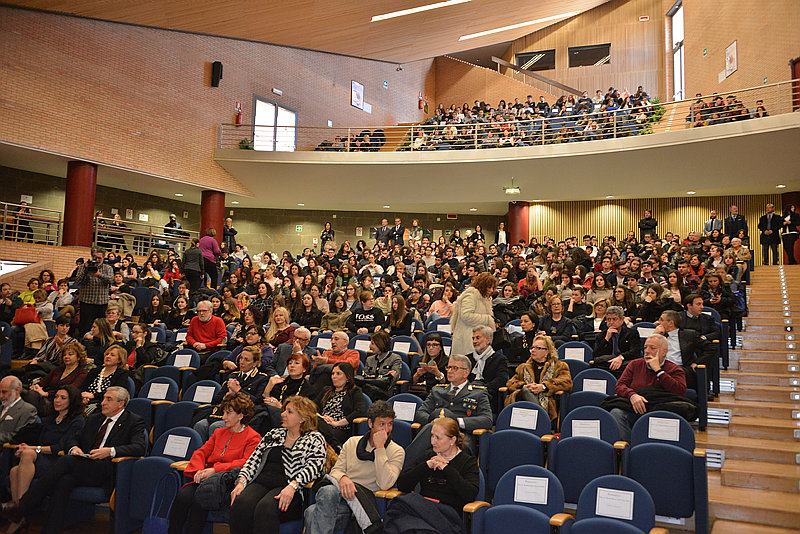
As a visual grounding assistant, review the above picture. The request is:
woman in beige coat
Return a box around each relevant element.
[450,272,497,355]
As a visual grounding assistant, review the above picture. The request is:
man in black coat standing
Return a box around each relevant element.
[758,203,782,265]
[4,386,146,534]
[724,205,748,239]
[389,217,406,246]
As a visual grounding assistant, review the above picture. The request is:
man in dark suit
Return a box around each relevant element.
[703,210,724,236]
[267,326,315,377]
[758,203,782,265]
[724,205,748,239]
[680,294,721,343]
[591,306,642,377]
[375,218,391,246]
[389,217,405,246]
[654,310,716,390]
[467,325,509,412]
[4,386,146,533]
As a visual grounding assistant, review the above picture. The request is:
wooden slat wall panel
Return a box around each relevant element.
[527,194,782,266]
[502,0,667,101]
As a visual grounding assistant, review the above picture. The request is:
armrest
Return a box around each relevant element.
[650,528,669,534]
[112,456,142,463]
[550,513,573,527]
[178,366,198,372]
[571,335,579,339]
[410,423,421,430]
[694,449,706,458]
[498,387,508,392]
[141,365,157,370]
[151,400,175,406]
[711,339,719,344]
[352,417,368,424]
[472,428,491,436]
[375,489,404,499]
[171,460,190,471]
[614,441,629,450]
[541,434,557,443]
[463,501,490,513]
[396,380,409,386]
[196,404,212,409]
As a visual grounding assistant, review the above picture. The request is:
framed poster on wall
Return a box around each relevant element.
[725,41,737,78]
[351,80,364,110]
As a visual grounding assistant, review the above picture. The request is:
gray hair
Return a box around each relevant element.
[606,306,625,319]
[646,334,668,353]
[294,327,311,339]
[332,331,349,344]
[196,300,212,311]
[106,386,130,405]
[472,325,494,338]
[1,376,22,391]
[449,354,472,372]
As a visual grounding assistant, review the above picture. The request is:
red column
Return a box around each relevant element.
[507,201,530,245]
[201,190,225,243]
[62,161,97,248]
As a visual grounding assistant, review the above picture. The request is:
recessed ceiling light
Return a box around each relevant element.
[605,195,614,199]
[231,201,239,205]
[297,203,305,206]
[687,191,696,195]
[459,11,581,40]
[383,205,391,209]
[776,184,787,188]
[372,0,471,22]
[174,193,183,197]
[532,199,542,202]
[470,208,477,211]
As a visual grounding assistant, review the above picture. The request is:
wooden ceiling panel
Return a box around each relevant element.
[5,0,610,62]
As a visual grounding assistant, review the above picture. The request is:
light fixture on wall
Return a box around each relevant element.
[231,201,239,205]
[470,208,478,211]
[687,191,696,195]
[383,205,391,209]
[174,193,184,197]
[776,184,787,188]
[503,177,520,195]
[297,203,305,206]
[605,195,614,199]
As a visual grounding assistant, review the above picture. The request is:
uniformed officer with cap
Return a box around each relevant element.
[404,354,492,465]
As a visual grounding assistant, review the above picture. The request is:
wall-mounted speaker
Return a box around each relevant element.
[211,61,223,87]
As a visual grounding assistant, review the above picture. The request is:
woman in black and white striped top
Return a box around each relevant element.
[230,395,326,534]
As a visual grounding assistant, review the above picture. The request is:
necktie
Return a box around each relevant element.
[93,418,111,449]
[0,404,9,419]
[611,332,620,357]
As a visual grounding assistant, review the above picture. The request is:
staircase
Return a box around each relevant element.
[696,265,800,533]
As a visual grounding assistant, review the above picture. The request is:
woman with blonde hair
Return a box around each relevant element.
[505,334,572,423]
[450,272,497,355]
[265,307,295,347]
[229,396,327,534]
[80,344,129,414]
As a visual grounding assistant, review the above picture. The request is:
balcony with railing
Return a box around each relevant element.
[93,217,199,256]
[0,201,62,246]
[218,79,799,154]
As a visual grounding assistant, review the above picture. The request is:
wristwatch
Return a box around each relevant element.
[289,480,300,491]
[35,446,41,454]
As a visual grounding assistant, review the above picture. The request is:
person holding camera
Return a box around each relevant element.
[75,248,114,337]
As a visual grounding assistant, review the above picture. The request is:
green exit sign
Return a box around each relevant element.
[383,80,388,88]
[295,225,302,232]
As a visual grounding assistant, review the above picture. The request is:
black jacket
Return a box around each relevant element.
[346,307,386,333]
[758,213,782,244]
[538,315,576,346]
[468,350,509,406]
[66,410,146,460]
[592,324,642,375]
[679,311,721,343]
[724,214,748,238]
[213,369,269,405]
[81,367,130,404]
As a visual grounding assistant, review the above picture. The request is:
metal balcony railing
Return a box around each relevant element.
[0,202,62,246]
[93,217,199,256]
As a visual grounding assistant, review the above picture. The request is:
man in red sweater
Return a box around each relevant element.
[186,300,227,362]
[310,331,360,388]
[609,334,686,442]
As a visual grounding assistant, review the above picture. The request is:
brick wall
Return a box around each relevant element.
[432,56,554,112]
[0,242,87,290]
[0,6,435,194]
[682,0,800,98]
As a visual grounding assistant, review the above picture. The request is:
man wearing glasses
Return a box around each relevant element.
[406,354,492,462]
[268,326,315,377]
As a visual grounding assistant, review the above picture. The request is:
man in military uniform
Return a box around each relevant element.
[404,354,492,466]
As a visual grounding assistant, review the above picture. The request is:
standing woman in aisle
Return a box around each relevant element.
[450,272,496,355]
[199,228,222,290]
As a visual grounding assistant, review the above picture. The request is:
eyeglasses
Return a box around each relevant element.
[446,366,467,371]
[426,342,441,347]
[531,346,549,351]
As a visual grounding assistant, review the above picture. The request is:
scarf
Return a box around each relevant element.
[522,358,557,411]
[356,432,392,462]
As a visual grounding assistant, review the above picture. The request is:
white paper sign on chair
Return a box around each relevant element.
[510,407,538,430]
[595,488,634,520]
[393,401,416,422]
[173,354,193,367]
[648,417,680,441]
[193,386,216,404]
[163,435,191,458]
[514,476,549,505]
[148,383,170,400]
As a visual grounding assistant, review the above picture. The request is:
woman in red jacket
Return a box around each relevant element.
[168,392,261,534]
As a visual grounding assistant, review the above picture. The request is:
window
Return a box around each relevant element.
[568,44,611,67]
[253,96,297,151]
[670,2,685,101]
[516,49,556,71]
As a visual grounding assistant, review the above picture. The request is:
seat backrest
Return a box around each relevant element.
[207,350,231,363]
[44,319,56,337]
[493,465,565,517]
[0,322,12,368]
[702,307,722,326]
[182,380,222,404]
[348,333,372,352]
[558,341,594,363]
[175,328,189,343]
[126,397,154,430]
[391,335,421,356]
[150,328,166,343]
[153,401,199,442]
[572,368,617,394]
[630,410,695,452]
[480,429,544,496]
[125,456,178,522]
[563,390,610,420]
[125,377,136,397]
[138,377,180,402]
[411,318,424,333]
[548,435,617,505]
[632,322,658,340]
[495,402,551,437]
[576,475,655,532]
[570,517,647,534]
[131,286,157,311]
[312,332,333,350]
[427,317,451,333]
[627,442,698,520]
[169,348,200,368]
[387,393,422,422]
[151,426,203,461]
[561,406,620,444]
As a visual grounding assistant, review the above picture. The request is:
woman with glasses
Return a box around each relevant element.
[505,334,572,424]
[410,333,448,399]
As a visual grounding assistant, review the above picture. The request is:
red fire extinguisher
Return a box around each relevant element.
[234,101,243,126]
[418,92,424,110]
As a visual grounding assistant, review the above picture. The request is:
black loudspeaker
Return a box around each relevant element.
[211,61,223,87]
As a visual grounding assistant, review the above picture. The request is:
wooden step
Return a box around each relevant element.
[738,360,800,374]
[711,397,800,419]
[735,384,800,403]
[728,415,800,440]
[709,472,800,529]
[740,332,798,342]
[721,459,800,493]
[744,324,797,333]
[710,519,800,534]
[696,427,800,464]
[742,339,799,351]
[743,317,796,326]
[736,349,798,362]
[723,371,799,386]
